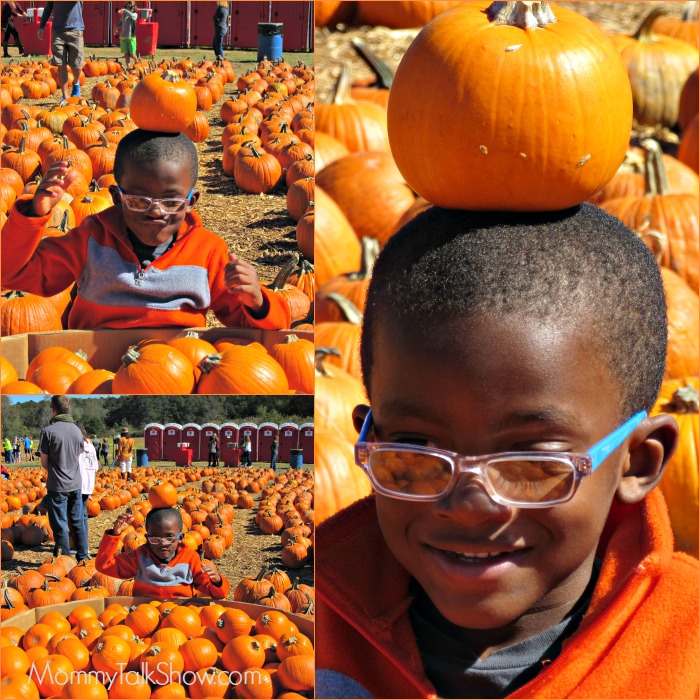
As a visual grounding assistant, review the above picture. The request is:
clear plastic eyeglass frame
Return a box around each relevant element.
[354,409,647,508]
[116,186,194,213]
[145,535,181,544]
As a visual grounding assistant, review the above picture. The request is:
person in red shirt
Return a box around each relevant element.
[96,506,229,599]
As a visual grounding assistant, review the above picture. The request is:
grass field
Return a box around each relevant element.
[1,45,313,66]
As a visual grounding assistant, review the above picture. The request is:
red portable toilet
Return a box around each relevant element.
[278,423,299,462]
[200,423,220,462]
[163,423,182,461]
[298,422,314,463]
[143,423,164,461]
[239,423,258,462]
[150,1,188,46]
[83,1,110,46]
[258,423,278,462]
[190,0,218,48]
[229,1,267,48]
[181,424,201,461]
[220,422,239,447]
[22,9,51,56]
[270,1,313,52]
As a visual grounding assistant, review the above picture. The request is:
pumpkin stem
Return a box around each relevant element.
[633,8,667,42]
[270,254,302,290]
[663,385,699,414]
[197,353,221,375]
[487,1,557,29]
[330,64,354,105]
[641,139,669,196]
[314,347,342,375]
[325,292,364,325]
[121,347,142,366]
[352,37,394,89]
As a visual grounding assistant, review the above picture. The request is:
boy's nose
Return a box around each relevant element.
[433,475,512,525]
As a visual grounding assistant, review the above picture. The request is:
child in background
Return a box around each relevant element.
[315,204,698,699]
[117,427,135,481]
[1,130,290,331]
[96,507,229,598]
[114,1,137,69]
[77,424,99,557]
[100,438,110,467]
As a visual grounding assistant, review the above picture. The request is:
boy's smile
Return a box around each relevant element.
[113,160,199,248]
[363,314,637,647]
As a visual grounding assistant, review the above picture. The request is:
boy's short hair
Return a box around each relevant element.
[51,395,71,414]
[114,130,198,187]
[145,507,183,532]
[361,203,667,418]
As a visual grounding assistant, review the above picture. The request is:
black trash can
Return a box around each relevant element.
[289,448,303,468]
[258,22,283,61]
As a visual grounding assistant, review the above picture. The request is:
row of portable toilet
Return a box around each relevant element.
[19,1,312,53]
[143,422,314,465]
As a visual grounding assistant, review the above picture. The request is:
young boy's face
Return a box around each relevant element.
[113,159,200,247]
[362,314,643,635]
[146,517,182,561]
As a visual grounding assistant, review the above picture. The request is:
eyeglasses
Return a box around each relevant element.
[354,409,647,508]
[116,186,194,214]
[146,535,181,545]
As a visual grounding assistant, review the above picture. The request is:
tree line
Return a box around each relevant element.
[1,395,314,439]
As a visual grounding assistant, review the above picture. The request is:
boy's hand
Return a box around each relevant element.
[224,254,264,313]
[202,563,222,585]
[112,511,136,536]
[29,161,79,217]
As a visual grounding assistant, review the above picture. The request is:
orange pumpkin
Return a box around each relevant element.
[387,0,633,211]
[112,343,195,394]
[130,71,198,133]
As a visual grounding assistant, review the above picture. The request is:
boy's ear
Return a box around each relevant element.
[616,414,679,504]
[352,404,371,437]
[188,189,201,208]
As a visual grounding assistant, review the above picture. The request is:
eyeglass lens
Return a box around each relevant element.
[367,450,575,503]
[146,535,178,544]
[122,196,187,213]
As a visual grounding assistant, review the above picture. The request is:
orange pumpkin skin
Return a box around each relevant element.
[651,378,698,558]
[387,1,633,211]
[112,344,195,395]
[130,72,198,133]
[661,268,699,380]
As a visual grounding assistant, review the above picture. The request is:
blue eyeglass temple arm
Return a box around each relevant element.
[588,410,647,470]
[356,408,648,471]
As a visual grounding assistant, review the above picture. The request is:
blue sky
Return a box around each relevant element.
[7,395,114,404]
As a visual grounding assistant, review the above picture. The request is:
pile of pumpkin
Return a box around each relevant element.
[0,54,316,337]
[312,1,700,554]
[0,599,314,698]
[0,330,314,395]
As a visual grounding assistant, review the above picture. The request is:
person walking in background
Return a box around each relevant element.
[213,0,228,61]
[23,435,32,461]
[270,436,278,471]
[40,395,89,562]
[241,434,252,467]
[208,433,219,468]
[117,427,135,481]
[100,437,110,467]
[3,437,13,464]
[114,1,137,69]
[38,1,84,99]
[78,424,99,556]
[2,2,27,57]
[91,434,101,456]
[13,437,21,463]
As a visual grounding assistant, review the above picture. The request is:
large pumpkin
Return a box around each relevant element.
[661,268,699,381]
[651,378,698,557]
[387,0,633,211]
[0,290,62,336]
[112,343,195,394]
[130,71,198,133]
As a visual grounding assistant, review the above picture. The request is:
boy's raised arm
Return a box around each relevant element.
[95,513,140,579]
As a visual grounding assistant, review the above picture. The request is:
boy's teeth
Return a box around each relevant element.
[455,551,501,560]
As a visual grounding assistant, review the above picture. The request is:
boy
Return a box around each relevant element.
[315,204,698,699]
[1,130,290,331]
[114,2,137,69]
[117,427,134,480]
[96,506,229,598]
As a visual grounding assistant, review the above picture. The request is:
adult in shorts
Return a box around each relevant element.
[117,427,135,480]
[38,1,84,99]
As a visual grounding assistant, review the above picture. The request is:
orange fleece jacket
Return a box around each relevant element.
[316,489,699,699]
[1,196,291,330]
[96,531,230,599]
